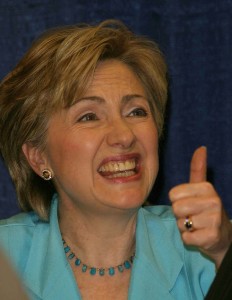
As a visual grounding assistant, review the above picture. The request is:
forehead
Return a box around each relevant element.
[86,60,145,94]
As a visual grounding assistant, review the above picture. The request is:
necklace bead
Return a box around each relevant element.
[75,259,81,266]
[82,265,87,272]
[64,246,70,253]
[118,265,124,272]
[124,260,131,269]
[99,269,105,276]
[90,268,97,275]
[109,267,115,276]
[68,253,75,259]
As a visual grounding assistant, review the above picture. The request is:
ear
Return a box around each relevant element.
[22,143,48,177]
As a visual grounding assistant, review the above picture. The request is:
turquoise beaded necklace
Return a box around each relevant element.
[62,239,135,276]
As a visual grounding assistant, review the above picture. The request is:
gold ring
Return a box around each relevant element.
[184,216,193,231]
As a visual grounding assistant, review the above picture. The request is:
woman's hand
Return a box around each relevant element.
[169,146,232,268]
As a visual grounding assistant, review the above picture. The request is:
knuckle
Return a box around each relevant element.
[212,214,222,228]
[168,190,174,200]
[177,219,183,229]
[172,202,180,215]
[181,232,190,244]
[169,187,178,200]
[208,229,220,244]
[202,181,213,192]
[209,196,222,210]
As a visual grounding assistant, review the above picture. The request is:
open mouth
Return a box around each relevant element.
[98,157,139,179]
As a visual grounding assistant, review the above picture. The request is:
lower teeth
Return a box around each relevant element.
[107,170,135,178]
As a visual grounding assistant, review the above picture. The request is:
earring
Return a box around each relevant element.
[42,169,53,181]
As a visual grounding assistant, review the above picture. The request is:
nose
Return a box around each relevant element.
[106,118,136,149]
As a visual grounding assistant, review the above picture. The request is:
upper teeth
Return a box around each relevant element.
[99,160,136,173]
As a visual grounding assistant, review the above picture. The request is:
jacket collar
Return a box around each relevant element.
[128,207,183,300]
[22,198,183,299]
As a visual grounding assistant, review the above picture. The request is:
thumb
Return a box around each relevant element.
[189,146,207,183]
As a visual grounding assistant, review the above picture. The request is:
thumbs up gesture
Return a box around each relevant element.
[169,146,232,268]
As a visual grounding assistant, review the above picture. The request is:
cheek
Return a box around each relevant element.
[142,125,159,172]
[49,131,102,171]
[45,133,77,170]
[142,123,159,153]
[147,139,159,175]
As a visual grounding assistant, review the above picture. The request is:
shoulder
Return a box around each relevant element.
[0,211,41,240]
[139,205,203,254]
[0,211,39,227]
[0,211,48,242]
[140,205,177,233]
[138,205,180,243]
[0,212,49,271]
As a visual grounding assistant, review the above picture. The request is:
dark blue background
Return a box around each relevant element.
[1,0,232,218]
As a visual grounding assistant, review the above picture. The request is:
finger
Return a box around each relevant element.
[181,228,222,251]
[171,192,217,217]
[189,146,207,183]
[169,181,215,202]
[177,211,221,233]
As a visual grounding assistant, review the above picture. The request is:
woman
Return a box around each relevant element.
[0,20,231,300]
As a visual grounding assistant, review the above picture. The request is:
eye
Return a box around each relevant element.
[128,108,148,117]
[78,113,99,122]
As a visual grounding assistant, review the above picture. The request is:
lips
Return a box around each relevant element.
[98,154,140,180]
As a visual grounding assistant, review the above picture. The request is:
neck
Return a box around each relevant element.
[58,200,138,268]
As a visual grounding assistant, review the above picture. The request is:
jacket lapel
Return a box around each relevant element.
[128,207,183,300]
[22,198,81,299]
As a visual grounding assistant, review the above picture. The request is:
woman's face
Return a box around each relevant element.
[44,60,159,214]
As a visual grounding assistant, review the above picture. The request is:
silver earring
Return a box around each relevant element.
[42,169,53,181]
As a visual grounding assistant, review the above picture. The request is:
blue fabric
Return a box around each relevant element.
[0,196,215,299]
[1,1,232,219]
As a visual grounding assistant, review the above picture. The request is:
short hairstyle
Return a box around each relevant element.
[0,19,168,220]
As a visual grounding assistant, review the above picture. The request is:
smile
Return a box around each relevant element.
[98,157,139,179]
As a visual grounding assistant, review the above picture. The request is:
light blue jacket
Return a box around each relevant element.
[0,196,215,299]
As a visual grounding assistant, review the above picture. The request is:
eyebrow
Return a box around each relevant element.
[75,94,146,105]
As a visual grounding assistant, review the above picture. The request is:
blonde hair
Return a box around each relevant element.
[0,20,168,220]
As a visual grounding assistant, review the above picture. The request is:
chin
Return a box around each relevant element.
[109,192,146,211]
